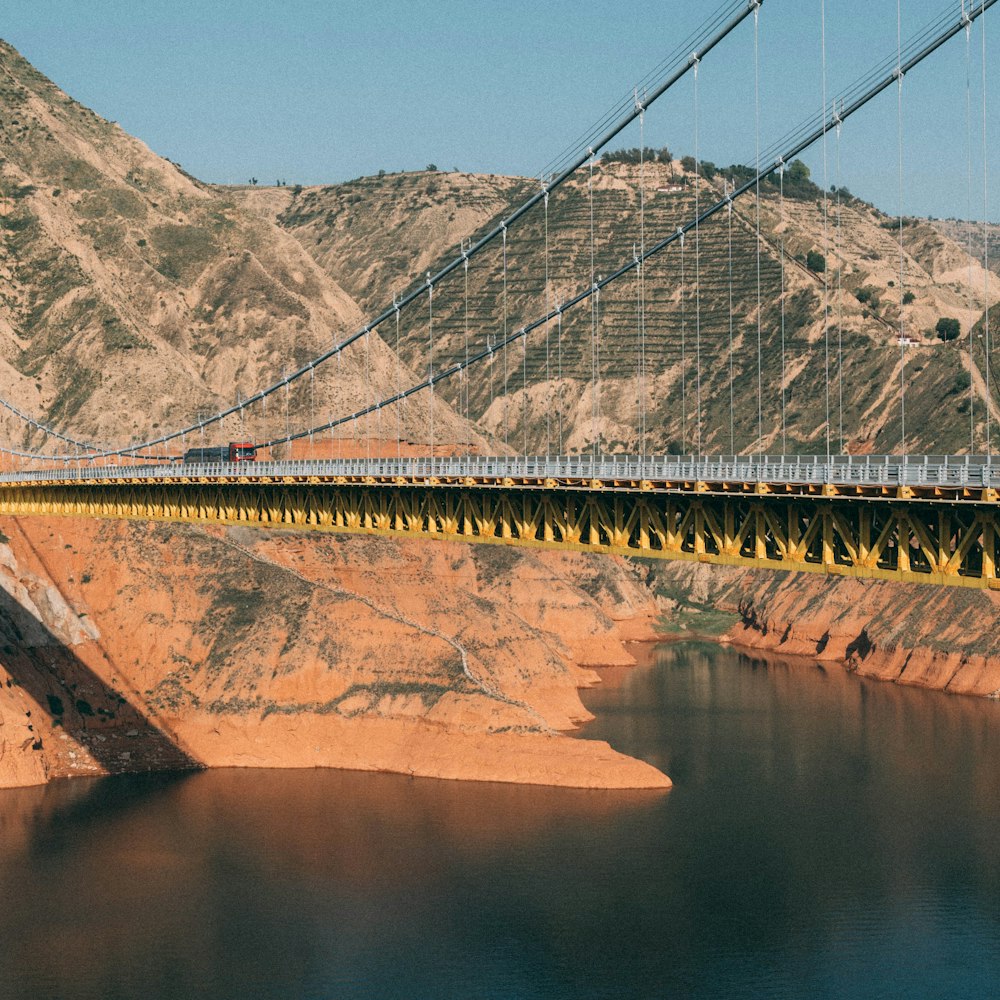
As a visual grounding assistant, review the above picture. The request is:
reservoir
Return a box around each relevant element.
[2,642,999,999]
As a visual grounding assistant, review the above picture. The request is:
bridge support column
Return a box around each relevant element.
[821,510,834,568]
[694,504,705,556]
[858,507,872,565]
[896,513,910,574]
[983,519,996,581]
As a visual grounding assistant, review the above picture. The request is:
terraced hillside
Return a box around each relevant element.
[257,161,1000,455]
[930,219,1000,279]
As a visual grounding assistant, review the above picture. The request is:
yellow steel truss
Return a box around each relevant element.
[1,480,999,588]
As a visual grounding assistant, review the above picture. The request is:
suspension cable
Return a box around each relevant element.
[463,255,470,456]
[502,224,509,454]
[754,0,763,452]
[543,186,551,455]
[836,101,845,454]
[1,2,767,467]
[309,367,315,456]
[694,57,703,457]
[428,275,435,460]
[822,0,831,460]
[638,96,648,458]
[594,282,602,456]
[727,183,736,453]
[779,162,786,454]
[965,2,976,452]
[522,309,528,459]
[983,0,992,463]
[365,328,372,463]
[18,0,997,464]
[395,298,402,461]
[680,229,687,452]
[590,152,598,456]
[897,0,907,457]
[557,306,564,453]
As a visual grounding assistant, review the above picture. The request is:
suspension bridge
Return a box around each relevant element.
[0,0,998,587]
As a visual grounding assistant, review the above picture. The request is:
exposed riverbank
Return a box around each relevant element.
[0,517,671,791]
[6,519,999,794]
[649,561,1000,700]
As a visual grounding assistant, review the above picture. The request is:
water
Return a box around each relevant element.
[2,642,999,999]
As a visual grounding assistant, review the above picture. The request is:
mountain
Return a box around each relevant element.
[0,40,471,459]
[251,160,1000,456]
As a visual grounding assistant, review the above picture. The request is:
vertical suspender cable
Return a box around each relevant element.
[638,99,647,459]
[779,162,787,454]
[557,306,564,453]
[635,245,643,452]
[543,187,551,455]
[463,258,470,457]
[754,0,763,452]
[309,368,315,456]
[694,58,703,457]
[502,226,509,454]
[680,230,687,452]
[822,0,831,461]
[983,0,992,463]
[395,300,402,461]
[595,281,602,457]
[897,0,907,457]
[728,184,736,454]
[428,276,435,461]
[589,152,599,456]
[836,105,845,454]
[365,329,372,464]
[965,3,976,451]
[488,268,496,443]
[522,316,528,461]
[284,379,290,455]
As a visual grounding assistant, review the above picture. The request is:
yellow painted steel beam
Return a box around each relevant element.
[2,482,1000,589]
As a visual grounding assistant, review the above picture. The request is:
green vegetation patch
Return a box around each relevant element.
[60,157,104,191]
[101,315,150,351]
[150,223,218,282]
[46,364,99,425]
[75,187,148,221]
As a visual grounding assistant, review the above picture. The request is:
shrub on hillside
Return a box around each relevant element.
[599,146,671,166]
[935,317,961,341]
[806,250,826,273]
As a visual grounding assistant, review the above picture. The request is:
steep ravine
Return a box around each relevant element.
[0,516,670,790]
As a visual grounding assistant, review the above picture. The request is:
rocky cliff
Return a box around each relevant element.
[0,515,670,789]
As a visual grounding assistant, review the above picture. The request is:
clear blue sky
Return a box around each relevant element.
[4,0,997,220]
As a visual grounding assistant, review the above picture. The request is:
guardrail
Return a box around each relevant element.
[1,454,1000,490]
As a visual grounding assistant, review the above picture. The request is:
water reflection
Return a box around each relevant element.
[2,642,999,999]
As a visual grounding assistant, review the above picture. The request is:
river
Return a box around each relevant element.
[2,641,999,999]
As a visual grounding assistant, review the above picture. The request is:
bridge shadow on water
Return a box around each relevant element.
[0,582,201,778]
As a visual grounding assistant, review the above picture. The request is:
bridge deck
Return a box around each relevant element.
[2,455,1000,502]
[1,456,1000,589]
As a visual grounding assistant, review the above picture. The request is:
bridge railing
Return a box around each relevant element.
[1,454,999,490]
